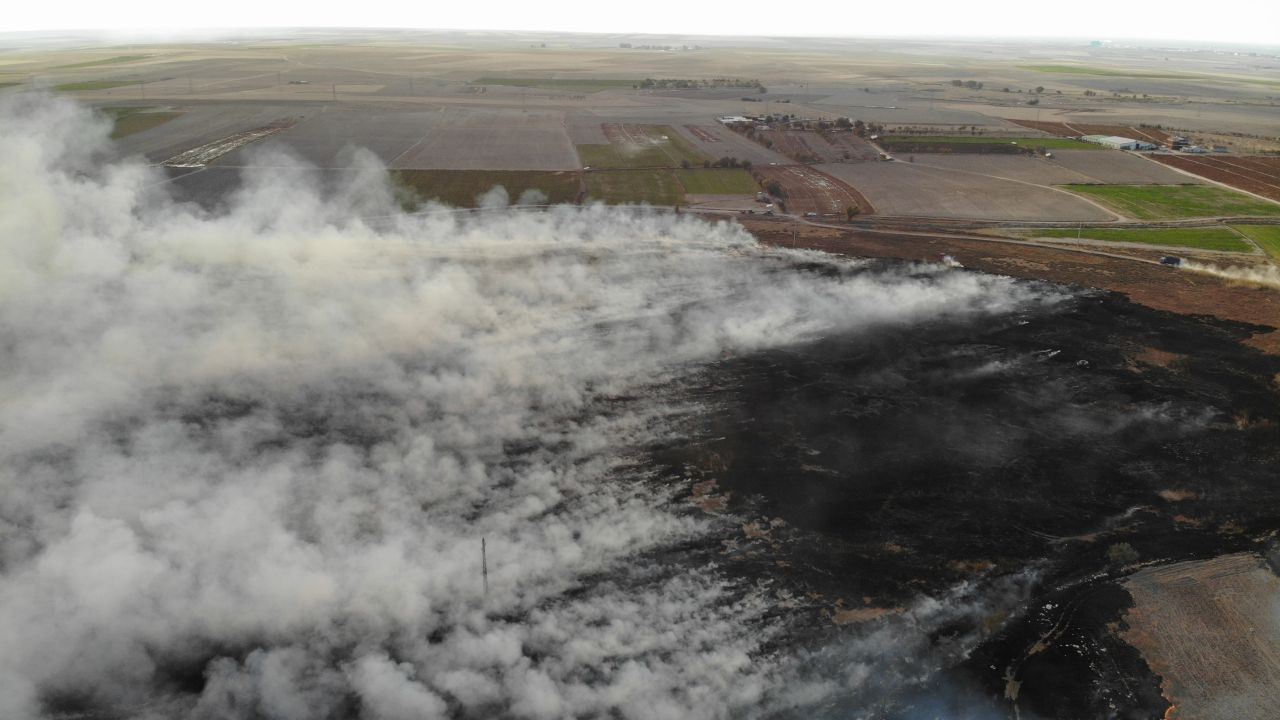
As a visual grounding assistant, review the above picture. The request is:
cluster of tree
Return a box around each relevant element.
[950,79,984,89]
[636,78,765,92]
[850,119,885,138]
[681,157,751,169]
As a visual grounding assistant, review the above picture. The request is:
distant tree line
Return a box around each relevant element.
[950,79,985,89]
[636,78,766,92]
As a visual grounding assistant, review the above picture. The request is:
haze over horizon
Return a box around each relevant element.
[4,0,1279,47]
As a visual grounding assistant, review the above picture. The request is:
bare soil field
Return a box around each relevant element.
[756,129,829,163]
[392,109,578,171]
[818,162,1114,221]
[684,125,720,143]
[754,166,872,215]
[1123,553,1280,720]
[674,123,790,167]
[908,151,1196,185]
[819,132,881,162]
[1150,155,1280,203]
[738,219,1280,353]
[1008,119,1172,144]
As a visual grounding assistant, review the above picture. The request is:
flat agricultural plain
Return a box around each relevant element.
[819,161,1113,221]
[391,109,579,171]
[584,169,684,205]
[755,165,872,215]
[577,124,707,169]
[1150,155,1280,203]
[393,169,582,207]
[909,151,1196,185]
[1123,553,1280,720]
[1027,227,1254,253]
[1231,224,1280,261]
[1007,119,1172,145]
[1062,184,1280,219]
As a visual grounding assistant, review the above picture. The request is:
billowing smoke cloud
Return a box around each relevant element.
[0,95,1061,719]
[1181,259,1280,290]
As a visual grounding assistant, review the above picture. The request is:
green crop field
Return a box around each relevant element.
[576,143,667,169]
[880,135,1102,151]
[1030,227,1253,252]
[675,168,758,194]
[393,170,581,208]
[1230,224,1280,261]
[55,80,139,92]
[56,55,151,70]
[584,170,684,206]
[473,77,637,91]
[1062,184,1280,219]
[577,125,708,169]
[102,106,183,139]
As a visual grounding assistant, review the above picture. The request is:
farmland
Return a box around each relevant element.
[56,55,151,70]
[55,79,139,92]
[584,169,683,205]
[912,151,1195,185]
[393,169,581,208]
[1062,184,1280,219]
[1008,119,1171,145]
[676,168,758,194]
[1017,64,1193,79]
[878,135,1101,153]
[577,124,709,169]
[1123,554,1280,720]
[392,109,578,171]
[102,106,183,139]
[1027,227,1253,252]
[472,77,636,91]
[1149,155,1280,203]
[754,165,872,215]
[820,161,1111,221]
[1231,225,1280,261]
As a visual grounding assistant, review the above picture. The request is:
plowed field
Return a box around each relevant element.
[1150,155,1280,203]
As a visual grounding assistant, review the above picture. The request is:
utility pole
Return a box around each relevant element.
[481,538,489,596]
[332,83,337,102]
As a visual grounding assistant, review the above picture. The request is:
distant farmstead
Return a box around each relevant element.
[1081,134,1158,151]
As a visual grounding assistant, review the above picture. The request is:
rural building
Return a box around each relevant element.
[1081,135,1157,151]
[717,116,751,125]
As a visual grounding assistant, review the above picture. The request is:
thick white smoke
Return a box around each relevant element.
[0,95,1061,719]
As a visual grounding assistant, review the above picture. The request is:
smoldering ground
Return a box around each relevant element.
[0,95,1065,719]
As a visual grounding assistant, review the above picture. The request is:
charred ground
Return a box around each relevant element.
[654,260,1280,718]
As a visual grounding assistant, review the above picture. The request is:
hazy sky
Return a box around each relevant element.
[5,0,1279,46]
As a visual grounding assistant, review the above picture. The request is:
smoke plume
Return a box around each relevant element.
[0,95,1061,719]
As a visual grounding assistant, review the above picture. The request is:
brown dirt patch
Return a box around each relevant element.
[1149,155,1280,203]
[1123,553,1280,720]
[753,166,874,216]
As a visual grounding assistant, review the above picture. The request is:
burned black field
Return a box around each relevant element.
[658,264,1280,718]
